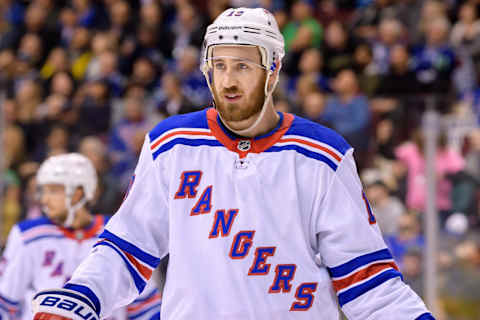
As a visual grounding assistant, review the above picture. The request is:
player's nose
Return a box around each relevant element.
[221,68,239,89]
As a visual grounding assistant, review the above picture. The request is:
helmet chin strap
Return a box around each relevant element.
[205,68,277,137]
[63,188,87,228]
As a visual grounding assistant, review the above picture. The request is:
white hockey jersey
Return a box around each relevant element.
[64,108,434,319]
[0,215,161,320]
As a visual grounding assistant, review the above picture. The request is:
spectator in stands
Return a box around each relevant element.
[0,49,16,96]
[465,128,480,182]
[300,90,326,122]
[293,73,320,110]
[385,212,425,269]
[395,131,465,221]
[109,96,152,189]
[58,6,78,47]
[450,3,480,54]
[129,56,161,93]
[49,71,76,98]
[69,26,92,80]
[76,80,112,137]
[352,42,380,96]
[371,18,404,75]
[365,179,405,237]
[18,33,44,69]
[175,46,211,107]
[73,0,99,29]
[323,21,355,76]
[154,72,195,117]
[33,124,70,162]
[107,0,134,41]
[172,2,208,56]
[402,247,424,297]
[79,136,121,214]
[372,44,420,128]
[86,32,117,80]
[412,17,456,95]
[283,0,323,52]
[321,69,371,156]
[40,47,70,81]
[286,48,330,103]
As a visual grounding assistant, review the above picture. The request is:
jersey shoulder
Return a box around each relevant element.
[274,115,351,171]
[17,216,63,244]
[148,109,219,160]
[17,216,54,233]
[286,115,351,156]
[148,109,209,143]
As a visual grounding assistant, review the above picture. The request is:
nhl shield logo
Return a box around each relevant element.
[237,140,251,152]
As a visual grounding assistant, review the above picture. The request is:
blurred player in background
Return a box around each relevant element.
[0,153,161,320]
[33,8,433,320]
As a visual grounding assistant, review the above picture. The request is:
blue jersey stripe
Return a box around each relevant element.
[24,235,64,244]
[416,312,436,320]
[149,109,209,143]
[287,116,351,156]
[17,217,53,233]
[129,303,162,320]
[63,284,101,315]
[94,241,146,293]
[148,312,160,320]
[99,230,160,268]
[131,288,158,304]
[338,269,402,306]
[0,293,20,306]
[152,138,223,160]
[265,145,338,171]
[328,248,393,278]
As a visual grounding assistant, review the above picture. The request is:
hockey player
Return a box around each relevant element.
[33,8,434,320]
[0,153,161,320]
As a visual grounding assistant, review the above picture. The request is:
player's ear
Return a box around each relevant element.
[71,187,85,205]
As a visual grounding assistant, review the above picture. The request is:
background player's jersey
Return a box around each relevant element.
[66,108,433,319]
[0,215,161,320]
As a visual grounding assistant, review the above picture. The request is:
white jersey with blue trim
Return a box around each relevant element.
[66,108,433,319]
[0,215,161,320]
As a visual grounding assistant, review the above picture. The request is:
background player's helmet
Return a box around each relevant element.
[37,153,97,227]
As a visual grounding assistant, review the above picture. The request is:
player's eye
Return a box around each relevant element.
[213,62,226,70]
[238,63,250,70]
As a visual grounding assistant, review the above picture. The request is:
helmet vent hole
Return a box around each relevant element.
[219,35,223,40]
[234,35,238,40]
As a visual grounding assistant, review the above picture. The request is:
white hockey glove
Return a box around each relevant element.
[32,289,99,320]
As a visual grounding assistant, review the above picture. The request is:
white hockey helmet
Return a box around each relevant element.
[37,153,98,226]
[201,7,285,92]
[200,7,285,136]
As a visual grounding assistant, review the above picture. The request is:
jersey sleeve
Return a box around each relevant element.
[125,279,161,320]
[314,149,434,319]
[0,225,32,318]
[64,134,169,318]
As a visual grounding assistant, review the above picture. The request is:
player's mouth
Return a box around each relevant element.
[224,94,242,102]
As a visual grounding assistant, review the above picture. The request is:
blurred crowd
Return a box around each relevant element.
[1,0,480,318]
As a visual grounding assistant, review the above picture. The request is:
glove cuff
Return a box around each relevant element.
[32,289,99,320]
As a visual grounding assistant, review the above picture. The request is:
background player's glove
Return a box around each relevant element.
[32,289,99,320]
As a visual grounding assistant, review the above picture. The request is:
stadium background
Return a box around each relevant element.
[1,0,480,318]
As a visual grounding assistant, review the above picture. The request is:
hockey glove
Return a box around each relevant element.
[32,289,99,320]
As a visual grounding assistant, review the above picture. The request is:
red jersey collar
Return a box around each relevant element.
[206,108,294,158]
[60,215,105,241]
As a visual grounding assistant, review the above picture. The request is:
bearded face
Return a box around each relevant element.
[209,46,267,126]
